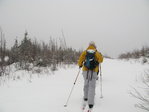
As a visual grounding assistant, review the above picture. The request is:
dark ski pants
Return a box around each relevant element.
[82,70,97,105]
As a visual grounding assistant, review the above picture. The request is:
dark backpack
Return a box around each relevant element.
[84,50,98,70]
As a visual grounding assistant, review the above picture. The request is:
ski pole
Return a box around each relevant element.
[64,68,81,107]
[100,64,103,98]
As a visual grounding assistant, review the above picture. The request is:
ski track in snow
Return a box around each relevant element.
[0,58,148,112]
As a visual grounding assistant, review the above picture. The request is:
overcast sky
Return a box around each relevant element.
[0,0,149,57]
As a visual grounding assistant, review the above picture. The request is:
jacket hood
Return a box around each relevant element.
[87,45,96,50]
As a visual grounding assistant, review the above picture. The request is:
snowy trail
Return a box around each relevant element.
[0,59,148,112]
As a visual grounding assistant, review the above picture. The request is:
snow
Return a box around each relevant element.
[0,58,148,112]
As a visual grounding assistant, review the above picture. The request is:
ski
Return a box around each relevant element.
[82,106,93,112]
[87,108,93,112]
[82,104,87,110]
[82,109,92,112]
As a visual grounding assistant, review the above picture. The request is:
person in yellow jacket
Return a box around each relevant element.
[78,41,103,111]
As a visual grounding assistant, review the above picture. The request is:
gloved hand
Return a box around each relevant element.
[97,70,99,75]
[79,65,82,69]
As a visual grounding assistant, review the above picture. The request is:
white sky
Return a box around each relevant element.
[0,0,149,57]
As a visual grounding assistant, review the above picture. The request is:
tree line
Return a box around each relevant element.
[0,30,81,76]
[118,46,149,62]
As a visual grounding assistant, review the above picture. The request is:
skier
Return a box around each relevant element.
[78,41,103,112]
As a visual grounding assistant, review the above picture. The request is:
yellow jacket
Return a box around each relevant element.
[78,45,103,73]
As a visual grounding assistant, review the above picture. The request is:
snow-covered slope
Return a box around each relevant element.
[0,58,148,112]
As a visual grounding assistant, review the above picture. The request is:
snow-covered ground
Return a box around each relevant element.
[0,58,148,112]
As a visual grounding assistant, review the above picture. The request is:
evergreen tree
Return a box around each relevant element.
[11,38,19,63]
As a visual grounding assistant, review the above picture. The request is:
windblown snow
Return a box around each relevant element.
[0,58,148,112]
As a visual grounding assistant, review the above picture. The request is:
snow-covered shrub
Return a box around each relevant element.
[130,70,149,111]
[141,58,148,64]
[4,56,9,62]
